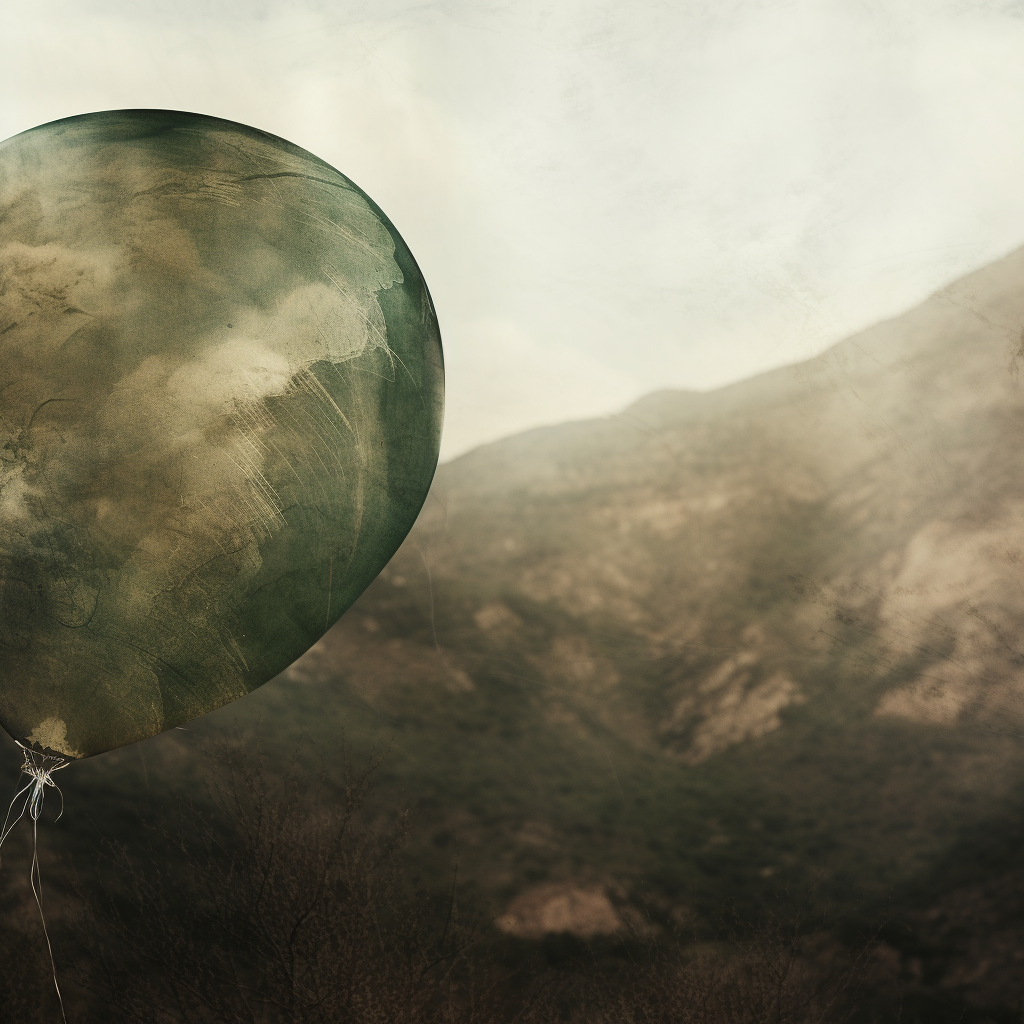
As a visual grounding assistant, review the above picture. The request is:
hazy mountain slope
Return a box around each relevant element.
[251,243,1024,931]
[338,245,1024,723]
[35,242,1024,954]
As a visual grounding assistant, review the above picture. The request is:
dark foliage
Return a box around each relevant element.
[69,741,482,1024]
[1,743,875,1023]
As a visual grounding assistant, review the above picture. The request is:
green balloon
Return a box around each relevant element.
[0,110,444,758]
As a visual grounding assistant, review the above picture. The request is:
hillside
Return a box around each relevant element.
[14,241,1024,1018]
[272,241,1024,931]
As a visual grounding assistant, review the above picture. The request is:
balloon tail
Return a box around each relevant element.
[0,744,71,1024]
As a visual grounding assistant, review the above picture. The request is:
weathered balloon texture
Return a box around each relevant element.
[0,111,444,758]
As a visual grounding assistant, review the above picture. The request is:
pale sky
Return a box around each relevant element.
[4,0,1024,460]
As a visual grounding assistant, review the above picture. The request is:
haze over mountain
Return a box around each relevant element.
[38,241,1024,1018]
[274,241,1024,935]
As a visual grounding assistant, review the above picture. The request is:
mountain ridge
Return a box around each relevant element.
[156,238,1024,948]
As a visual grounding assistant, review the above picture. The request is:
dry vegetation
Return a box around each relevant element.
[0,742,875,1024]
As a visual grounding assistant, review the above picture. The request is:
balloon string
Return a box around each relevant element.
[0,744,71,1024]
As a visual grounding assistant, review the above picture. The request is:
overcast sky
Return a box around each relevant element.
[4,0,1024,460]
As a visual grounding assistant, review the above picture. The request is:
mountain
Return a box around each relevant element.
[26,242,1024,1015]
[271,242,1024,933]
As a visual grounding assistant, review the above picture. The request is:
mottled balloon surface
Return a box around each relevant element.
[0,110,444,758]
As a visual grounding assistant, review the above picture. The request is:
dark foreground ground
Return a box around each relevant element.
[2,735,1024,1024]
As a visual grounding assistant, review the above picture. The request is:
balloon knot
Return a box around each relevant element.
[0,743,72,1023]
